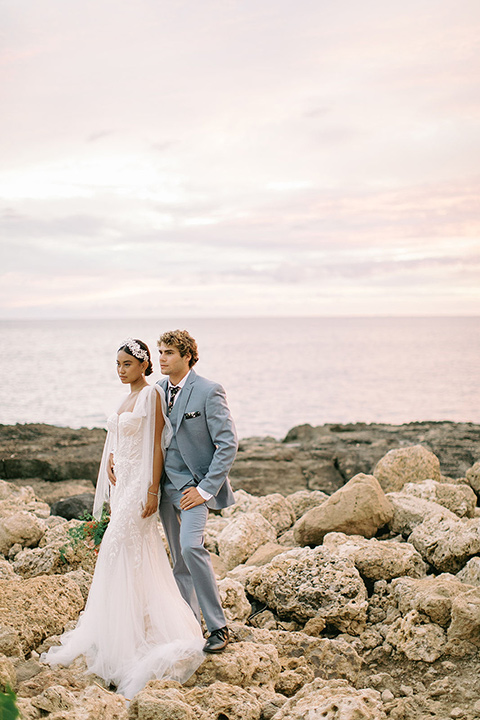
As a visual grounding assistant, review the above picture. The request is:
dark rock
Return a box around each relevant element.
[1,420,479,497]
[0,423,106,482]
[50,493,95,520]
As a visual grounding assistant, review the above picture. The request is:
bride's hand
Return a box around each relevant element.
[141,494,158,518]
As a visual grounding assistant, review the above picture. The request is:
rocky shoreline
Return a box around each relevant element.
[1,421,480,719]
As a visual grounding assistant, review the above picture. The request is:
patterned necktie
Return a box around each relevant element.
[167,386,181,415]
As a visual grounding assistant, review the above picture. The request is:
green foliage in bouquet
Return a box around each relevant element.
[60,509,110,562]
[0,686,20,720]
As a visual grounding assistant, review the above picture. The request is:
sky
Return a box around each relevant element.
[0,0,479,318]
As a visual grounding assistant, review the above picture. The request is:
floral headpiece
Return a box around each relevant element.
[120,338,149,362]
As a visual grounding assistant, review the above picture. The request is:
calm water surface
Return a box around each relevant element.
[0,317,478,439]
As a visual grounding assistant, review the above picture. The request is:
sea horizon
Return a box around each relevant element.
[1,316,479,439]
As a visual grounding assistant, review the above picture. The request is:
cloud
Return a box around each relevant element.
[0,0,479,317]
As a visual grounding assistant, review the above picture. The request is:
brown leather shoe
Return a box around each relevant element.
[203,626,229,653]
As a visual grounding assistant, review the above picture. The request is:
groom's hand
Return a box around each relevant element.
[180,487,205,510]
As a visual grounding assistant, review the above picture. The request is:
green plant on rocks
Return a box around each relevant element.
[0,686,20,720]
[60,509,110,563]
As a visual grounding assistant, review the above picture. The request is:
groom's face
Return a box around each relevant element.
[158,343,191,383]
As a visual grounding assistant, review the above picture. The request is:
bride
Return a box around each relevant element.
[42,338,205,699]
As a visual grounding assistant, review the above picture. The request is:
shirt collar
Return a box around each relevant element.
[168,370,191,390]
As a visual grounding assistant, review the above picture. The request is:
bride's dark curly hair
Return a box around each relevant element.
[118,339,153,376]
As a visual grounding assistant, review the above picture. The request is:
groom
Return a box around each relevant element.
[157,329,237,653]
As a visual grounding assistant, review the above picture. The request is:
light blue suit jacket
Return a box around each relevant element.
[158,370,237,510]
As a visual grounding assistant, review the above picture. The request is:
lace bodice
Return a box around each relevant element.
[108,412,144,492]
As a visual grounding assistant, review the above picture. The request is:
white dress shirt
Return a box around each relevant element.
[167,372,213,502]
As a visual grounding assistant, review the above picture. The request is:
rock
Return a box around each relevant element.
[322,532,427,581]
[13,518,98,578]
[0,654,16,692]
[11,477,96,507]
[373,445,442,493]
[467,461,480,496]
[293,474,393,546]
[210,553,227,579]
[271,678,385,720]
[0,576,84,654]
[0,480,51,520]
[203,516,229,554]
[400,479,477,518]
[31,684,77,712]
[64,568,93,601]
[0,624,23,658]
[14,658,43,684]
[0,512,46,555]
[254,494,296,535]
[221,489,260,518]
[0,423,106,481]
[185,681,263,720]
[186,641,281,690]
[0,557,15,579]
[129,683,197,720]
[248,630,363,684]
[245,542,287,567]
[448,587,480,646]
[246,546,368,634]
[286,490,329,520]
[50,493,95,520]
[457,557,480,586]
[3,420,479,493]
[391,574,470,627]
[275,657,315,697]
[386,610,447,662]
[217,513,277,570]
[386,492,459,536]
[217,577,252,623]
[409,515,480,573]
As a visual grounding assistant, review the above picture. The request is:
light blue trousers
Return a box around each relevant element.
[159,481,226,633]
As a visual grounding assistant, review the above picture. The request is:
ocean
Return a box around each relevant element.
[1,317,479,439]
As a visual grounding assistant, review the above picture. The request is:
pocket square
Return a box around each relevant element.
[184,411,201,419]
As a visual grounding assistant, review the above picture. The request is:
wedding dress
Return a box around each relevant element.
[42,385,205,699]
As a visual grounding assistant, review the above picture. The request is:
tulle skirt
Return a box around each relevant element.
[42,512,205,699]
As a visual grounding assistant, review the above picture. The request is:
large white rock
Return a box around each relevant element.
[386,492,459,536]
[457,557,480,586]
[293,474,393,546]
[448,587,480,646]
[286,490,329,521]
[271,678,385,720]
[0,480,50,520]
[0,575,84,654]
[0,511,46,555]
[391,574,471,627]
[254,494,296,535]
[466,461,480,496]
[217,577,251,623]
[386,610,446,662]
[187,641,281,690]
[217,513,277,570]
[323,532,427,581]
[373,445,441,493]
[409,515,480,573]
[401,479,477,518]
[246,546,368,635]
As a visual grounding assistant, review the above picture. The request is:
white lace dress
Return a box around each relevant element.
[42,385,205,699]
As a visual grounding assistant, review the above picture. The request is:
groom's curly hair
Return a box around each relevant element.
[157,330,199,368]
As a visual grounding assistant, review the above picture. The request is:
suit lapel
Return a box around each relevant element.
[157,378,168,393]
[174,370,196,431]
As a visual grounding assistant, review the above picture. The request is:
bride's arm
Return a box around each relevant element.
[141,391,165,518]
